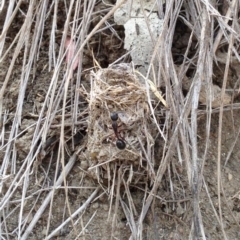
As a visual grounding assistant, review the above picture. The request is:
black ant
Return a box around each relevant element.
[110,112,126,150]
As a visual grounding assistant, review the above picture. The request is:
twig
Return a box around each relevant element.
[21,154,77,240]
[46,187,100,239]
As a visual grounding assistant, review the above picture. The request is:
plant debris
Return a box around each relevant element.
[80,63,157,187]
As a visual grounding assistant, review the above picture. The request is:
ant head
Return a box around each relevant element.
[116,139,126,150]
[110,112,118,121]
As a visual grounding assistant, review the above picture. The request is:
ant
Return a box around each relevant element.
[110,112,126,150]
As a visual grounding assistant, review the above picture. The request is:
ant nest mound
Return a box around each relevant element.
[85,63,157,186]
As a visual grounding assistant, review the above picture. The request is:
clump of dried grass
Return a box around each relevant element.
[82,63,156,184]
[79,63,160,237]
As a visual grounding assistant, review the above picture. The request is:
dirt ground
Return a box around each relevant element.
[1,1,240,239]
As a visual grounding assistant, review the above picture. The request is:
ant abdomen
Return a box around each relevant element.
[116,139,126,150]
